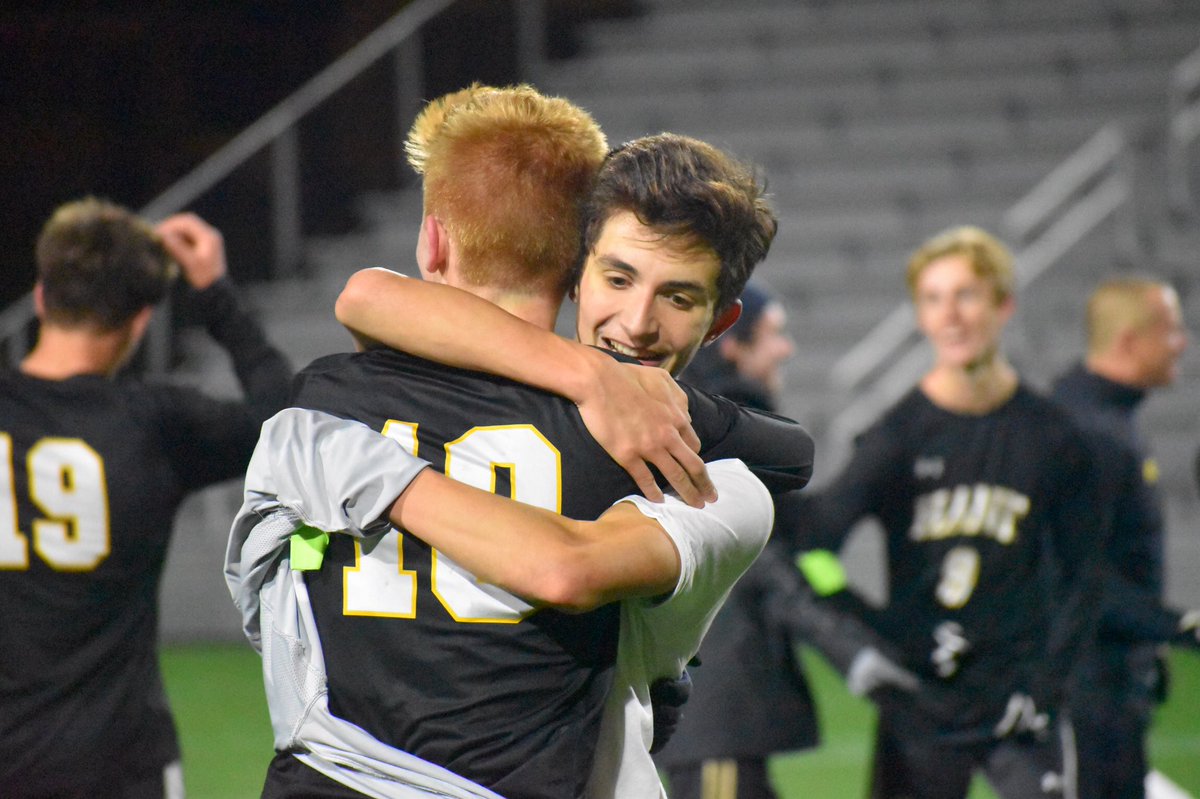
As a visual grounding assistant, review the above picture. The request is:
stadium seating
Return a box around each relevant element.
[159,0,1200,640]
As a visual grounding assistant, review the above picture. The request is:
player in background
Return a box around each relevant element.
[786,226,1103,799]
[0,198,292,798]
[226,87,812,799]
[655,280,919,799]
[1050,276,1198,799]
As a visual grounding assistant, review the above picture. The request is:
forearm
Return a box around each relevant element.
[391,477,676,611]
[191,277,293,418]
[335,268,601,401]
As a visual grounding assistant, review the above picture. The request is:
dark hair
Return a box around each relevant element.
[35,197,174,329]
[575,133,777,312]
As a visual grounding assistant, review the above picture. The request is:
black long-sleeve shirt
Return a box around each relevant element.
[1051,363,1187,645]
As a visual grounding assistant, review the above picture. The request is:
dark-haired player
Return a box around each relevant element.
[227,86,812,799]
[792,226,1102,798]
[1,199,291,798]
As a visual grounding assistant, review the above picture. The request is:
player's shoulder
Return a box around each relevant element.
[1010,383,1082,432]
[864,387,932,443]
[1010,383,1097,461]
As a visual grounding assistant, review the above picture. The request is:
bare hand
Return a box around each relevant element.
[577,359,714,507]
[156,212,227,290]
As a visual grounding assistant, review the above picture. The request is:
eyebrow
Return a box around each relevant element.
[596,255,713,297]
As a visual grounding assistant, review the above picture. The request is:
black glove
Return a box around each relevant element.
[649,668,692,754]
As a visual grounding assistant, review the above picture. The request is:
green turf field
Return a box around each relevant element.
[162,644,1200,798]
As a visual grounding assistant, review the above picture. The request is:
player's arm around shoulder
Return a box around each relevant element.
[391,469,682,613]
[393,459,770,614]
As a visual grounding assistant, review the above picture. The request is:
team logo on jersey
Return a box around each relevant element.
[1143,457,1159,485]
[931,620,969,678]
[913,456,945,480]
[910,483,1031,544]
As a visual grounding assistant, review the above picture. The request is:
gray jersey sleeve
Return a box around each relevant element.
[239,407,430,534]
[225,407,430,649]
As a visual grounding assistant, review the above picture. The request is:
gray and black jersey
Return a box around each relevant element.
[275,346,813,798]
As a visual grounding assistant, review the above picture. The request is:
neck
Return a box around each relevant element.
[20,326,133,380]
[466,285,562,331]
[920,353,1018,414]
[1084,353,1140,389]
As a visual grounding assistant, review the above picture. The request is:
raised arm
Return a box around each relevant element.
[157,213,293,421]
[335,267,713,505]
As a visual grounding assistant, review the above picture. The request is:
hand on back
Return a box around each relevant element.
[576,357,714,508]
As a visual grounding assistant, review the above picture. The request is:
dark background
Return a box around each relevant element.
[0,1,640,309]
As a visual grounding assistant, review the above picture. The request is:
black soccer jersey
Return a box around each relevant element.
[285,347,813,798]
[0,277,291,796]
[0,375,278,794]
[798,384,1101,734]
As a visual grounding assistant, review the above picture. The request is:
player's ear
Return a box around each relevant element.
[417,215,450,278]
[32,282,45,318]
[127,305,155,344]
[703,300,742,345]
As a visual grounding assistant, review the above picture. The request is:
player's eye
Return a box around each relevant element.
[667,293,696,310]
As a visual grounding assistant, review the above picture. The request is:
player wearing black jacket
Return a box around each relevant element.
[794,227,1102,799]
[0,200,291,798]
[1050,276,1196,799]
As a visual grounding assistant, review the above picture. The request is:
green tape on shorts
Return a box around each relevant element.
[796,549,847,597]
[290,525,330,571]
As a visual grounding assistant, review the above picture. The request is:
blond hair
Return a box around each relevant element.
[905,225,1015,303]
[406,83,607,295]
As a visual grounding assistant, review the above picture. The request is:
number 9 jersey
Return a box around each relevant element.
[797,383,1103,736]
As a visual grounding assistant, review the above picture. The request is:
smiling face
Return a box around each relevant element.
[575,210,728,377]
[913,253,1013,371]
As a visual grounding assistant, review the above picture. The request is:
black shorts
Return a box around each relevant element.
[663,757,777,799]
[869,713,1077,799]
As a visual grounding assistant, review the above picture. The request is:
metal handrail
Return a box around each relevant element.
[824,123,1134,466]
[138,0,454,222]
[1167,40,1200,216]
[2,0,462,371]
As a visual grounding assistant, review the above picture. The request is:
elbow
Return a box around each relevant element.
[525,552,607,614]
[335,268,391,328]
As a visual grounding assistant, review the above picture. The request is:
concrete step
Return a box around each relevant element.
[569,61,1173,142]
[594,0,1200,50]
[551,15,1199,94]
